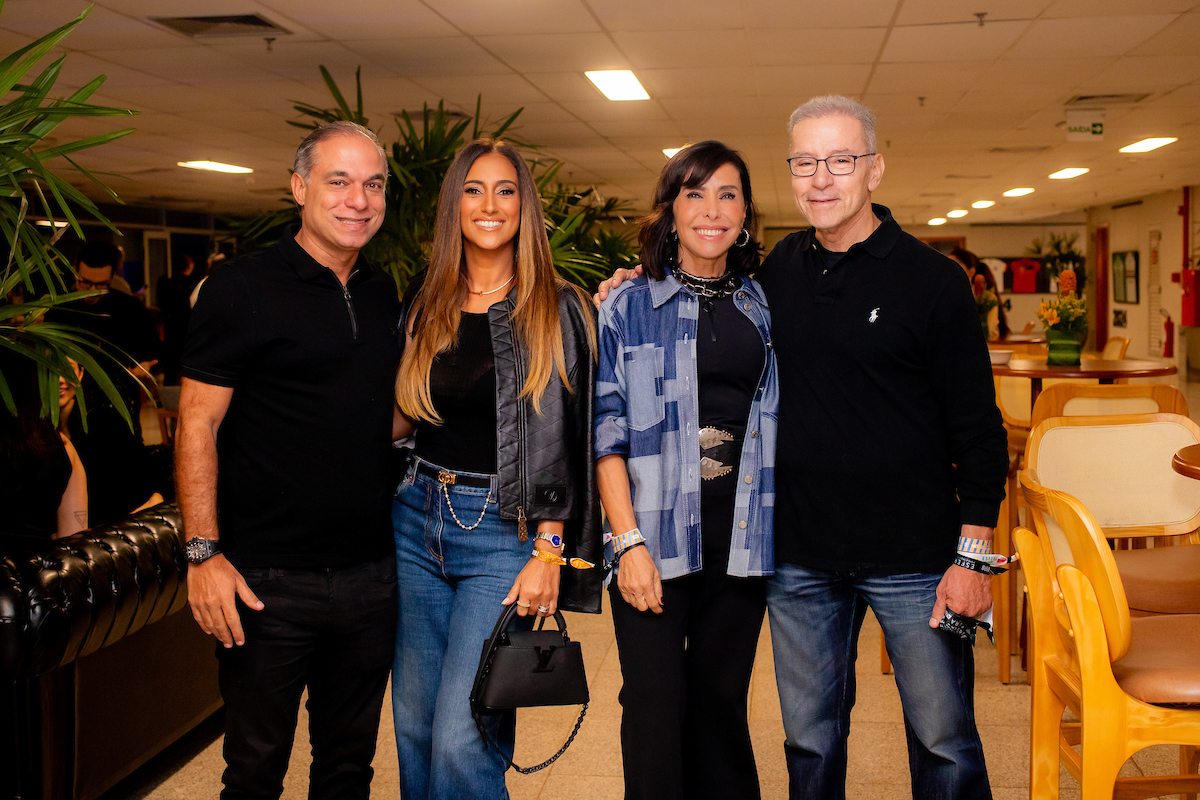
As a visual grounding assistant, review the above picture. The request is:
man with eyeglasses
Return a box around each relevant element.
[756,95,1006,800]
[50,241,160,433]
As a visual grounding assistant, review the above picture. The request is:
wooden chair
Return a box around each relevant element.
[1016,478,1200,800]
[1101,335,1130,360]
[1031,382,1187,423]
[1024,413,1200,616]
[1022,321,1036,334]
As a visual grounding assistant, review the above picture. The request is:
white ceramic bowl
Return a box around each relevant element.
[989,349,1013,365]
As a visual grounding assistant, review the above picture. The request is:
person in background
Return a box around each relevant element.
[595,140,777,800]
[47,241,160,434]
[950,247,1009,340]
[0,356,87,542]
[391,138,601,800]
[158,253,203,384]
[57,358,162,524]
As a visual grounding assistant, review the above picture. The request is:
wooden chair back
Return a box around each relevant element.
[1101,336,1130,360]
[1024,413,1200,538]
[1030,382,1188,428]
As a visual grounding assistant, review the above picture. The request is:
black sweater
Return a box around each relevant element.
[756,205,1008,574]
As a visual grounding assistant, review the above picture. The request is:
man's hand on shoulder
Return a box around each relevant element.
[592,266,643,308]
[187,554,263,647]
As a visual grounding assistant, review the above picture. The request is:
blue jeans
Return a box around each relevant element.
[391,459,530,800]
[766,564,991,800]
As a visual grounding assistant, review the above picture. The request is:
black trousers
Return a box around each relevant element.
[216,554,398,800]
[610,558,767,800]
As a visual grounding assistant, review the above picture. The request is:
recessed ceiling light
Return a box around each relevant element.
[971,200,995,209]
[178,160,253,174]
[662,148,683,159]
[585,70,650,101]
[947,209,968,218]
[928,217,947,226]
[1003,187,1034,197]
[35,220,69,228]
[1119,137,1177,153]
[1049,167,1089,180]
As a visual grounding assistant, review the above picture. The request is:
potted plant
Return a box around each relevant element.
[0,2,139,427]
[1036,268,1086,365]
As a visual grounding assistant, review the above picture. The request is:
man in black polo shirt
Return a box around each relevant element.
[758,96,1007,800]
[177,121,400,800]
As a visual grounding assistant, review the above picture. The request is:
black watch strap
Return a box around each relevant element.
[185,537,222,564]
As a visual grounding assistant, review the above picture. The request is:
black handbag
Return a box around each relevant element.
[468,602,589,774]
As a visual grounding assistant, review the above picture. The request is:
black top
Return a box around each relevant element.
[756,205,1008,574]
[180,227,402,570]
[416,311,498,474]
[696,292,764,554]
[65,402,155,527]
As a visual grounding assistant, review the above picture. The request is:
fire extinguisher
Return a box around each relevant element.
[1163,310,1175,358]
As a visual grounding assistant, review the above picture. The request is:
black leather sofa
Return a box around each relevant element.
[0,504,222,800]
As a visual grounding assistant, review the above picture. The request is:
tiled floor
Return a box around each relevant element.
[115,375,1198,800]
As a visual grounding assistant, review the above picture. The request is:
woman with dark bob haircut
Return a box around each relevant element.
[595,140,779,799]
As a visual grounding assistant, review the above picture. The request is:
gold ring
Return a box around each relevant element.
[516,600,531,608]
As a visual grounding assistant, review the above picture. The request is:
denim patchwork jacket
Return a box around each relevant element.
[595,271,778,580]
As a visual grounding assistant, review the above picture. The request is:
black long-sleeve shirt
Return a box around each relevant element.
[756,205,1008,574]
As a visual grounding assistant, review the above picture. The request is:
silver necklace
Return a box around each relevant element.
[469,273,514,296]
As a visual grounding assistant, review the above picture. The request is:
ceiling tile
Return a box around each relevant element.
[610,30,751,70]
[411,74,551,106]
[979,57,1118,89]
[347,37,511,76]
[754,64,873,97]
[896,0,1052,25]
[559,98,669,123]
[52,51,177,90]
[881,20,1031,61]
[748,27,887,65]
[868,61,991,94]
[1043,0,1195,17]
[211,40,393,83]
[511,120,604,147]
[256,0,457,39]
[1007,15,1179,59]
[587,118,682,138]
[1128,12,1200,56]
[742,0,900,29]
[97,45,264,85]
[639,67,756,99]
[430,0,600,36]
[476,33,628,73]
[587,0,746,32]
[524,72,603,103]
[1079,55,1200,93]
[6,4,188,51]
[658,96,762,121]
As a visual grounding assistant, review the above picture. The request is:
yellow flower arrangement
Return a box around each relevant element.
[1036,268,1087,334]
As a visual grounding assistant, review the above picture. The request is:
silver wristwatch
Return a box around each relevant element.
[535,530,564,549]
[184,537,222,564]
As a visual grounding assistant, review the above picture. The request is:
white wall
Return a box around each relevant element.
[1086,188,1186,365]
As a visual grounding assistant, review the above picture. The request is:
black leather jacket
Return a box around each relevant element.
[400,274,602,613]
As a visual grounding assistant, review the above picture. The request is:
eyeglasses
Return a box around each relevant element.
[786,153,876,178]
[76,278,112,290]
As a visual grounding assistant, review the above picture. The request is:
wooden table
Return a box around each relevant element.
[1172,444,1200,480]
[991,358,1178,408]
[987,334,1046,349]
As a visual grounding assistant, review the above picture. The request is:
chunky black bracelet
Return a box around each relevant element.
[953,554,1007,575]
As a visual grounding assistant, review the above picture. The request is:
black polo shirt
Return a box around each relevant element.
[757,204,1008,574]
[181,228,401,569]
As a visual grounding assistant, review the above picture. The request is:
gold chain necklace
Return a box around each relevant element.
[469,273,514,296]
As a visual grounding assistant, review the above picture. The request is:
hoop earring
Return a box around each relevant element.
[735,228,751,247]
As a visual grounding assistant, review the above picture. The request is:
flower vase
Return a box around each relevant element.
[1045,328,1082,366]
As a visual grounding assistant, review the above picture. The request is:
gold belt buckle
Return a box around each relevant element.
[437,471,456,485]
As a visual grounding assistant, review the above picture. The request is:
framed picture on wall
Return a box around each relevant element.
[1112,250,1139,304]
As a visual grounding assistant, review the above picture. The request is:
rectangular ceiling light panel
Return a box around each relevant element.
[585,70,650,101]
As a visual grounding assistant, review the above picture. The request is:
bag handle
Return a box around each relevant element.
[468,604,588,774]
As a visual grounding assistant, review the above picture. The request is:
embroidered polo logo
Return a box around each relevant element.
[535,485,567,506]
[869,307,880,323]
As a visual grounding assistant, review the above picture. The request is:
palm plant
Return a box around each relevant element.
[235,66,636,294]
[0,1,139,426]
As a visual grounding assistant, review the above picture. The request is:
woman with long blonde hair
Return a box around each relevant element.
[391,138,601,799]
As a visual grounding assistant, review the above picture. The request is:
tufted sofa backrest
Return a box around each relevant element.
[0,504,188,680]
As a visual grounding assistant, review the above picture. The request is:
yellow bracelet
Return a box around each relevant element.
[530,549,568,566]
